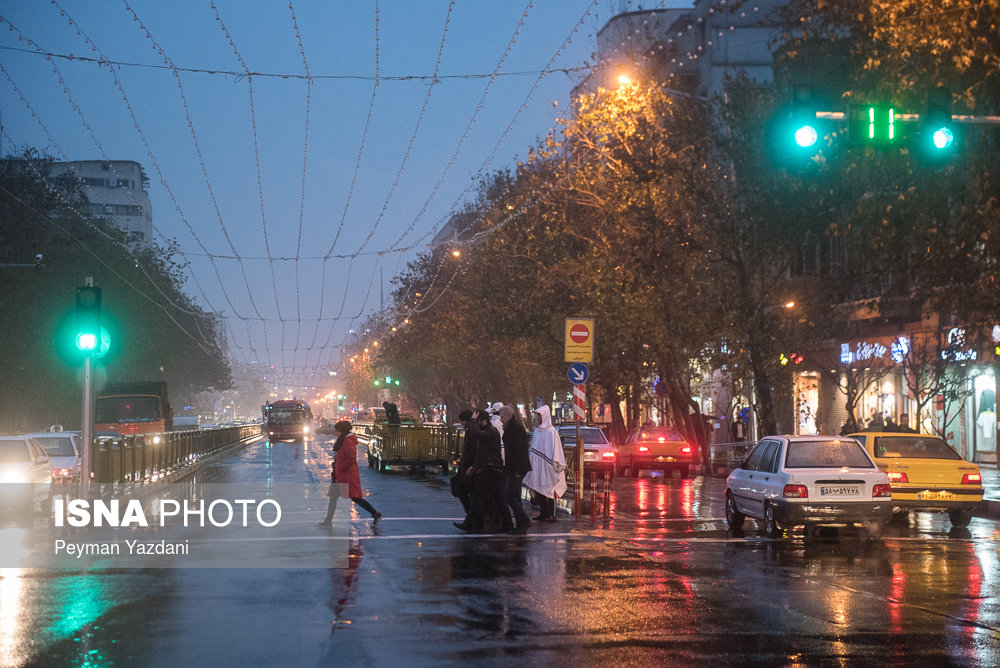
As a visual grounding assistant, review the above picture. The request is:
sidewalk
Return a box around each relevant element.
[977,463,999,519]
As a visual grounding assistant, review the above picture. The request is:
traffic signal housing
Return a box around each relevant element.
[768,84,832,169]
[920,86,960,161]
[74,285,102,352]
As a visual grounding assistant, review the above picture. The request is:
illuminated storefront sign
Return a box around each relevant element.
[942,328,977,361]
[840,337,908,365]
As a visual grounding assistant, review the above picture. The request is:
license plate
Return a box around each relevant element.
[918,491,955,501]
[584,453,597,461]
[819,485,861,497]
[655,456,675,463]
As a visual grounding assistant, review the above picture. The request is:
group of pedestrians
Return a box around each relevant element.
[453,403,566,535]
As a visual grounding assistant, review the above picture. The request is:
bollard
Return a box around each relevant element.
[574,469,582,516]
[603,471,611,518]
[591,471,597,521]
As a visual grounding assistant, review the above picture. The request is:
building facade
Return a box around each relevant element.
[51,160,153,247]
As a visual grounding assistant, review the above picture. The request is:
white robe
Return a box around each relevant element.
[523,405,567,499]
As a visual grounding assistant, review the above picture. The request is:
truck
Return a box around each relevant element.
[94,381,173,435]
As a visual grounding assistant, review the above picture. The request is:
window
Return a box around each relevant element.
[785,439,875,468]
[34,436,76,457]
[760,442,781,473]
[0,441,30,462]
[873,436,961,460]
[744,440,772,470]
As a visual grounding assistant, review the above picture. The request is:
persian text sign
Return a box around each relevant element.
[565,318,594,363]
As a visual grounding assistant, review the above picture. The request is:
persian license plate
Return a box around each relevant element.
[917,491,955,501]
[819,485,861,497]
[584,453,598,461]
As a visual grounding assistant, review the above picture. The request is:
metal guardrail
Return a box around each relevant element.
[367,423,463,473]
[89,424,261,483]
[709,441,753,472]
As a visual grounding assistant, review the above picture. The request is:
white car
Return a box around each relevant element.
[21,431,81,482]
[0,436,54,515]
[725,435,893,538]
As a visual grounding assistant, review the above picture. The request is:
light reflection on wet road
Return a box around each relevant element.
[2,436,999,666]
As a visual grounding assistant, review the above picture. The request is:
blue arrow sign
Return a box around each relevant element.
[567,362,589,385]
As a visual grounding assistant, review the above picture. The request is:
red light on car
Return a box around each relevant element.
[658,437,666,443]
[601,451,615,459]
[681,446,691,454]
[638,446,649,452]
[961,473,982,485]
[872,484,893,498]
[783,484,808,498]
[54,468,72,478]
[886,471,908,484]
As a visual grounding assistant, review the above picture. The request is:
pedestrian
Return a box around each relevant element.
[898,413,918,434]
[454,410,511,533]
[450,409,477,514]
[318,420,383,527]
[499,405,532,534]
[522,405,566,522]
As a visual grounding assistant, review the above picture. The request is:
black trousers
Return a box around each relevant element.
[534,493,555,519]
[466,468,511,532]
[323,495,379,522]
[503,474,531,527]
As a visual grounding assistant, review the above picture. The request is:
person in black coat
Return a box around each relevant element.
[499,405,532,533]
[451,410,477,513]
[455,410,511,533]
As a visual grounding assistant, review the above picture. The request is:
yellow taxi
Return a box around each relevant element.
[850,432,983,527]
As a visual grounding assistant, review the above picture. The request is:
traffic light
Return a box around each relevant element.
[74,285,102,352]
[790,84,819,150]
[920,86,960,160]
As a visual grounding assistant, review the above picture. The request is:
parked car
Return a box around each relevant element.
[849,431,983,528]
[616,426,693,477]
[20,431,81,482]
[725,435,893,538]
[556,425,616,483]
[0,436,54,515]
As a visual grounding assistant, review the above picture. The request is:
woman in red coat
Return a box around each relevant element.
[318,420,383,526]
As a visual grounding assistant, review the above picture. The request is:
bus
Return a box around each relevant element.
[94,381,173,435]
[263,400,313,441]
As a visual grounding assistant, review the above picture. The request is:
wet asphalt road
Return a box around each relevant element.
[4,435,1000,667]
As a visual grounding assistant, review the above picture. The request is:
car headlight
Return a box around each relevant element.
[0,470,27,484]
[303,426,310,434]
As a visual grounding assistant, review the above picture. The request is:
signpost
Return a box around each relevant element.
[565,319,595,517]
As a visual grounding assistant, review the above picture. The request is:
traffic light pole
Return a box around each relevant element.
[80,276,95,493]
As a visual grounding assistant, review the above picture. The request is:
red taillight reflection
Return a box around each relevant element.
[873,483,893,498]
[638,446,649,452]
[961,473,982,485]
[886,471,908,484]
[601,451,615,459]
[783,484,808,498]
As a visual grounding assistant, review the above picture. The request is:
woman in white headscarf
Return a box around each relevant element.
[522,405,566,521]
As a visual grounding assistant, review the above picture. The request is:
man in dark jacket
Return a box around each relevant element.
[499,405,532,533]
[452,410,477,513]
[455,410,511,533]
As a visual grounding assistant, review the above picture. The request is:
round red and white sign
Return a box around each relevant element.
[569,323,590,343]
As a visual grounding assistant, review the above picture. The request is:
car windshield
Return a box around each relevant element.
[558,429,608,445]
[785,439,875,469]
[872,436,962,460]
[32,436,76,457]
[636,428,684,441]
[95,396,161,423]
[0,441,30,463]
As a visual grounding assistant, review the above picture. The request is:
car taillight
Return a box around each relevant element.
[681,446,691,454]
[55,468,71,477]
[886,471,908,484]
[783,484,808,498]
[961,473,982,485]
[601,452,615,459]
[872,484,893,498]
[638,446,649,452]
[658,437,666,443]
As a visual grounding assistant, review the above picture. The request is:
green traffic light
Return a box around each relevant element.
[76,331,98,351]
[794,125,818,148]
[932,127,954,150]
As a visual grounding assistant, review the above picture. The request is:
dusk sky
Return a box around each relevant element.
[1,1,687,390]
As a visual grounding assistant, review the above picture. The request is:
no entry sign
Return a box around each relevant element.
[564,318,594,363]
